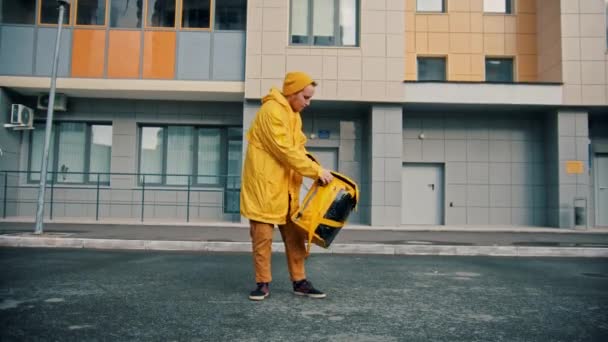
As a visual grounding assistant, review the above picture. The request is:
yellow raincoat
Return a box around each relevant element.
[240,88,323,225]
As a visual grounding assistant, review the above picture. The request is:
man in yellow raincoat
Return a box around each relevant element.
[241,71,334,301]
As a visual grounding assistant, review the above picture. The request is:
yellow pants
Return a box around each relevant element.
[250,219,307,283]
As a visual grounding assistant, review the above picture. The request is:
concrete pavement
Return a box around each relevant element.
[2,221,608,257]
[2,248,608,341]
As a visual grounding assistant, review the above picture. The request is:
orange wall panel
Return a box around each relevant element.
[108,31,141,78]
[71,29,106,78]
[405,0,539,82]
[143,31,176,79]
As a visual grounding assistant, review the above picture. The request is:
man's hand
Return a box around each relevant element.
[318,169,334,185]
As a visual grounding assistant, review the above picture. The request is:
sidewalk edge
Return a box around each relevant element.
[2,236,608,258]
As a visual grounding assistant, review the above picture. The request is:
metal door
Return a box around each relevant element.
[596,154,608,226]
[299,147,338,204]
[402,163,444,224]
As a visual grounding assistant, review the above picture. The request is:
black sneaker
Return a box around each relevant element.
[293,279,326,299]
[249,282,270,301]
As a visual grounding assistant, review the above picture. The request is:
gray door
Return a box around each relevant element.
[299,147,338,204]
[596,154,608,226]
[402,163,444,225]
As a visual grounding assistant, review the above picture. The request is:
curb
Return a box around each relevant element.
[4,220,608,234]
[2,236,608,258]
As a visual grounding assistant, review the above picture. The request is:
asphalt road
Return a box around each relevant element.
[1,248,607,341]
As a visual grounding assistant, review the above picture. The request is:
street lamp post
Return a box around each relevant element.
[34,0,70,235]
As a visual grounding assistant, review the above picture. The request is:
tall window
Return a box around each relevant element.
[147,0,176,27]
[417,57,446,81]
[1,0,36,24]
[225,128,242,213]
[215,0,246,30]
[167,126,194,185]
[197,128,221,184]
[110,0,143,28]
[138,125,242,187]
[140,127,164,184]
[483,0,512,14]
[29,123,113,184]
[416,0,445,13]
[485,57,514,82]
[290,0,359,46]
[182,0,211,28]
[40,0,71,24]
[76,0,107,25]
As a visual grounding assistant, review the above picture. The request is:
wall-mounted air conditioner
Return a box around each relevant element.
[37,93,67,111]
[4,104,34,130]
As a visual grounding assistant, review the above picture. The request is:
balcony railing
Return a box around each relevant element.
[0,170,241,223]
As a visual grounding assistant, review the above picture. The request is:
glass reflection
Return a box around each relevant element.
[110,0,143,28]
[147,0,175,27]
[182,0,210,28]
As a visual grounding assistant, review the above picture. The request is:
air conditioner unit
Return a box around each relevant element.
[4,104,34,130]
[37,93,67,111]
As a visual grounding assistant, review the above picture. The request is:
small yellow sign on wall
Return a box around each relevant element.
[566,160,584,174]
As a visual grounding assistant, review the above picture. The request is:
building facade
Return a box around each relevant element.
[0,0,606,228]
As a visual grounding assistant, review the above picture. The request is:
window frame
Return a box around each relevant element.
[485,56,515,83]
[483,0,513,14]
[28,121,113,185]
[137,124,242,188]
[417,56,447,81]
[605,0,608,51]
[178,0,213,30]
[38,0,74,26]
[416,0,446,13]
[289,0,360,47]
[74,0,109,28]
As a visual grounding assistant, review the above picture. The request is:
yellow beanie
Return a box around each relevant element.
[282,71,316,96]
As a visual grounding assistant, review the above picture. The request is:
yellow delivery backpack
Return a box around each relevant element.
[291,171,359,255]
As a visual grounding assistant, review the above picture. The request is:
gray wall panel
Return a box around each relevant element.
[405,113,550,227]
[35,27,71,77]
[0,26,35,75]
[177,32,211,80]
[212,32,245,81]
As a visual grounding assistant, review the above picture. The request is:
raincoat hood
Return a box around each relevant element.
[262,87,291,108]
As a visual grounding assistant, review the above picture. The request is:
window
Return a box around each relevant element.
[416,0,445,12]
[147,0,176,27]
[138,125,242,187]
[40,0,71,25]
[76,0,107,25]
[140,127,164,184]
[417,57,446,81]
[1,0,36,24]
[182,0,210,28]
[197,128,221,184]
[483,0,512,14]
[225,128,242,213]
[290,0,359,47]
[215,0,246,30]
[110,0,142,28]
[29,123,112,184]
[167,126,194,185]
[485,57,513,82]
